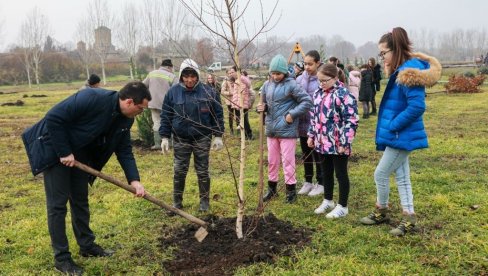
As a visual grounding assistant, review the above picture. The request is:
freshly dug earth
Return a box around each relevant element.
[158,213,313,275]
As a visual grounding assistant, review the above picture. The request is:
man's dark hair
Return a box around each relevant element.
[119,81,152,104]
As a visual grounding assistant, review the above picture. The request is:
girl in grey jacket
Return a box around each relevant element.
[257,54,312,204]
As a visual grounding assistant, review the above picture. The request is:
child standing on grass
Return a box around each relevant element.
[296,50,325,197]
[308,63,359,218]
[359,27,441,236]
[256,54,312,204]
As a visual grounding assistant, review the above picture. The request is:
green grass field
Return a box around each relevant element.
[0,79,486,275]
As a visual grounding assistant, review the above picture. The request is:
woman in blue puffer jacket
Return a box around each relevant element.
[359,27,441,236]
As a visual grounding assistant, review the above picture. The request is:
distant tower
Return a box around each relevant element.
[94,26,114,51]
[77,41,86,52]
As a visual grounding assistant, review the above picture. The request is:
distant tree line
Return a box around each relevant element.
[1,0,486,86]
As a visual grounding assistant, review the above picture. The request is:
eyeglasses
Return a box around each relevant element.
[319,77,333,84]
[378,50,392,60]
[135,104,146,111]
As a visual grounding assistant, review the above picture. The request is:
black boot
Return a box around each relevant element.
[198,178,210,212]
[173,178,185,210]
[370,101,377,115]
[285,184,297,204]
[263,181,278,202]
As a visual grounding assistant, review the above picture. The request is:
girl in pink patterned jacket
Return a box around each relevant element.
[307,63,359,219]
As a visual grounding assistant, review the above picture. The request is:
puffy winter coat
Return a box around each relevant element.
[22,89,140,182]
[159,59,224,140]
[296,71,319,137]
[261,77,312,138]
[308,81,359,155]
[376,52,441,151]
[231,75,252,109]
[359,69,373,102]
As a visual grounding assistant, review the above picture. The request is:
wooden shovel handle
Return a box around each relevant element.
[74,161,207,228]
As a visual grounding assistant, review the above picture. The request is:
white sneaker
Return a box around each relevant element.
[325,204,349,219]
[298,182,314,195]
[308,184,324,196]
[314,199,335,214]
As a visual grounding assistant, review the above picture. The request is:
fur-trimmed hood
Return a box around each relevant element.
[397,52,442,88]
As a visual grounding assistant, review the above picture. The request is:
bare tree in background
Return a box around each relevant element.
[194,38,214,66]
[0,6,4,48]
[20,7,50,89]
[18,24,33,88]
[161,0,198,57]
[178,0,279,239]
[88,0,113,85]
[116,2,140,80]
[75,17,95,78]
[141,0,163,70]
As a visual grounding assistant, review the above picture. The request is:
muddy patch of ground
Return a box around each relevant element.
[158,213,313,275]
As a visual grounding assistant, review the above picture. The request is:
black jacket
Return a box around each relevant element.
[22,88,140,183]
[160,82,224,140]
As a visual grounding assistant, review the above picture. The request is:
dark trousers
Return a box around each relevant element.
[234,108,253,139]
[226,105,234,133]
[318,154,350,207]
[173,136,211,207]
[43,162,95,261]
[299,136,323,184]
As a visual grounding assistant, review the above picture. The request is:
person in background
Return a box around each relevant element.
[256,54,312,204]
[159,59,224,212]
[80,74,101,90]
[206,73,222,96]
[22,82,151,275]
[228,66,254,140]
[221,68,236,135]
[359,64,373,119]
[308,63,359,218]
[143,59,177,150]
[294,61,305,79]
[347,65,361,100]
[359,27,441,236]
[296,50,324,197]
[369,57,382,115]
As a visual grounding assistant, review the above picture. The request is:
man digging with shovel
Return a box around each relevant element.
[22,82,151,275]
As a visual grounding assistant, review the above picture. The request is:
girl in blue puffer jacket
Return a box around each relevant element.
[359,27,441,236]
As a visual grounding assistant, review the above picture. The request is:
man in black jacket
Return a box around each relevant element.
[22,82,151,275]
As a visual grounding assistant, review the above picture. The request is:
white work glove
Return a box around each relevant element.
[211,137,223,151]
[161,138,170,154]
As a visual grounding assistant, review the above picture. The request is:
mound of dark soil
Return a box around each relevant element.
[158,213,313,275]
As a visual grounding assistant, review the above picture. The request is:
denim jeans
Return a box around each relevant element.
[374,146,414,213]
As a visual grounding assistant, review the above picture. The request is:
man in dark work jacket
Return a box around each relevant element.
[22,81,151,275]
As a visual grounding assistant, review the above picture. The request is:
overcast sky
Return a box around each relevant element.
[1,0,487,51]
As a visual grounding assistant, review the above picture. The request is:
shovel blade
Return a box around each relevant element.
[194,227,208,242]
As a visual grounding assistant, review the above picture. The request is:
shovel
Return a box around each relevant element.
[74,161,209,242]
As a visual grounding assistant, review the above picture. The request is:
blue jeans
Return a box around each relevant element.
[374,147,414,213]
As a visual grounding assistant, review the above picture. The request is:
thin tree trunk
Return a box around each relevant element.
[235,64,245,239]
[26,66,32,89]
[34,61,40,90]
[256,91,265,212]
[101,58,106,85]
[85,66,90,80]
